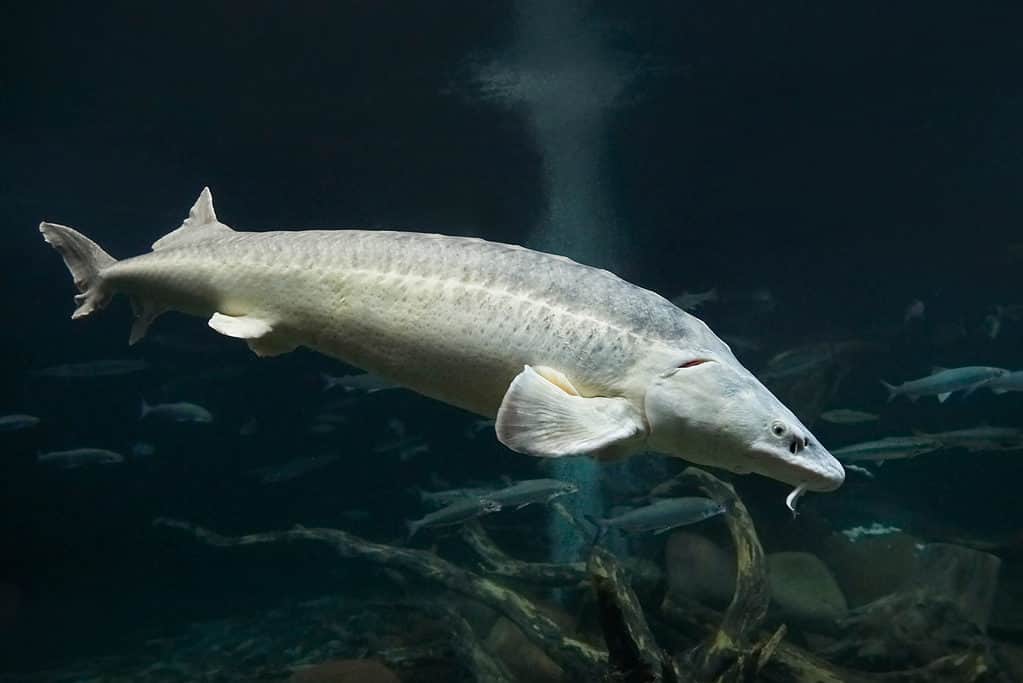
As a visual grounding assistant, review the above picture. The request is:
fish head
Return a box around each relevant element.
[480,498,502,513]
[644,356,845,492]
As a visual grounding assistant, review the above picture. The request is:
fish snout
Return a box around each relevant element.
[803,443,846,492]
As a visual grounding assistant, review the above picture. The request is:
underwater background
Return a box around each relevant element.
[4,2,1023,681]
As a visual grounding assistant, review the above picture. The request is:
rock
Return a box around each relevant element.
[664,531,735,608]
[288,658,400,682]
[818,530,920,607]
[485,616,563,683]
[767,552,848,628]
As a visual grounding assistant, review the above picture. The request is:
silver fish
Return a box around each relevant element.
[881,366,1009,403]
[670,288,718,312]
[417,486,494,507]
[140,399,213,423]
[820,409,879,424]
[38,448,124,468]
[915,426,1023,452]
[250,455,341,484]
[406,497,502,539]
[832,436,944,463]
[321,372,400,393]
[486,478,579,509]
[34,359,148,378]
[0,414,40,431]
[592,496,724,537]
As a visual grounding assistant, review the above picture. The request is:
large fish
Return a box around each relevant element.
[38,189,845,497]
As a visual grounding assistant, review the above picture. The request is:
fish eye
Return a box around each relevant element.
[771,422,786,437]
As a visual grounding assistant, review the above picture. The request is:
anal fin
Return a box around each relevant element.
[495,365,646,458]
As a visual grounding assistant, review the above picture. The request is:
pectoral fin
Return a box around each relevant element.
[937,392,951,403]
[207,312,296,357]
[495,365,646,458]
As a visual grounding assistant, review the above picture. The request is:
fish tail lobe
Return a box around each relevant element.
[880,380,898,403]
[39,222,117,319]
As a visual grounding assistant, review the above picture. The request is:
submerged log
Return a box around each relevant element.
[588,546,681,682]
[152,517,606,680]
[460,520,588,587]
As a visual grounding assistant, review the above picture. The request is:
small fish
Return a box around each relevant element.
[321,372,400,393]
[832,436,944,463]
[34,359,149,378]
[0,414,40,431]
[986,371,1023,395]
[761,343,836,379]
[881,366,1009,403]
[131,441,156,457]
[590,497,724,538]
[486,478,579,509]
[249,455,341,484]
[417,486,494,507]
[982,313,1002,340]
[670,288,718,312]
[820,409,879,424]
[903,299,925,325]
[140,399,213,423]
[37,448,124,468]
[915,426,1023,452]
[720,334,762,354]
[406,498,502,539]
[463,418,496,439]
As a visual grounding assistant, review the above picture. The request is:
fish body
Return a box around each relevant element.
[485,478,578,509]
[881,366,1009,403]
[34,359,148,378]
[819,409,879,425]
[418,487,494,507]
[39,189,845,496]
[406,497,501,539]
[832,436,944,463]
[594,496,724,536]
[37,448,124,468]
[140,399,213,423]
[250,455,341,484]
[916,426,1023,452]
[321,372,400,393]
[670,288,718,312]
[0,414,40,431]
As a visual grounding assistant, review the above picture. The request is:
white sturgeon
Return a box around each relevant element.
[39,188,844,495]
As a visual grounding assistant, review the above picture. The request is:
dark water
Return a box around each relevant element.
[4,3,1023,681]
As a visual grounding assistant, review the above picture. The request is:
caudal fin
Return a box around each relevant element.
[39,222,117,319]
[880,380,898,403]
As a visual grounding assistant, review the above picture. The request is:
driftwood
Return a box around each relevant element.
[589,546,681,682]
[460,519,588,587]
[912,543,1001,631]
[152,517,606,680]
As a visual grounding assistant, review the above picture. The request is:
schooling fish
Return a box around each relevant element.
[915,426,1023,452]
[832,436,944,463]
[37,448,124,468]
[986,370,1023,395]
[590,496,724,538]
[39,188,845,501]
[140,399,213,423]
[881,366,1009,403]
[34,359,148,378]
[0,414,40,431]
[485,478,579,509]
[406,497,502,539]
[819,409,879,425]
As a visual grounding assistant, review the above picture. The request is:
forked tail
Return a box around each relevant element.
[39,222,117,319]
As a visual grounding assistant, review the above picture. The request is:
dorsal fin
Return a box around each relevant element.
[152,187,235,250]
